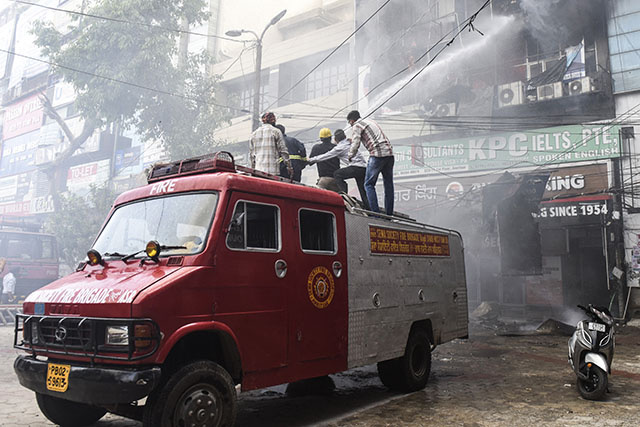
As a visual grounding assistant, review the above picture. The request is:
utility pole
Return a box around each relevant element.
[226,10,287,131]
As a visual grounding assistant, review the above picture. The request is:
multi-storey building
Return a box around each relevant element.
[353,0,625,319]
[608,0,640,318]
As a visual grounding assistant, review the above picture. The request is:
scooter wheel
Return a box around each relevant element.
[577,365,608,400]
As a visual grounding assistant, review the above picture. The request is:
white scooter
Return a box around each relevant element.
[568,304,615,400]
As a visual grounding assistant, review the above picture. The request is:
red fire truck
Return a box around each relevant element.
[13,152,468,427]
[0,217,59,302]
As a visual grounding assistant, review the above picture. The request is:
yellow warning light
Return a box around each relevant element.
[145,241,160,259]
[87,249,103,266]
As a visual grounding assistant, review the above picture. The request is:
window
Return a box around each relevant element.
[299,209,336,253]
[305,64,348,100]
[93,192,218,257]
[226,201,280,251]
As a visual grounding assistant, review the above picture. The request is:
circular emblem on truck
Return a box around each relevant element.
[307,266,335,309]
[54,326,67,342]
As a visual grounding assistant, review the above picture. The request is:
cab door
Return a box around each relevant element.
[289,203,348,370]
[215,192,290,374]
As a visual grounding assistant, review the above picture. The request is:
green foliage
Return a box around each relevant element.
[44,186,116,270]
[32,0,230,161]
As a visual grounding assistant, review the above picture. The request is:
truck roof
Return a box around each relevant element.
[114,152,345,208]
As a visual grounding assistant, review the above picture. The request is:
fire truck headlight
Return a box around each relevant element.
[30,322,40,344]
[105,325,129,346]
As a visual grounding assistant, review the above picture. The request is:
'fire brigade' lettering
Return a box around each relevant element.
[150,180,176,195]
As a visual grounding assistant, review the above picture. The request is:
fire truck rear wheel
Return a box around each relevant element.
[377,328,431,392]
[143,360,237,427]
[35,392,106,427]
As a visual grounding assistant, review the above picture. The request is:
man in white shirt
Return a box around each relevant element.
[2,269,16,304]
[308,129,370,210]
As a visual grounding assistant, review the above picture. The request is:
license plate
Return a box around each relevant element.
[46,363,70,392]
[588,322,605,332]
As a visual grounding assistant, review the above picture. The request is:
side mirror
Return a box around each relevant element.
[228,212,245,232]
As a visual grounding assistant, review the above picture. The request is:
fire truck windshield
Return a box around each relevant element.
[92,192,218,259]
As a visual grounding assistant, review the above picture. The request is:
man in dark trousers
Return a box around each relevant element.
[310,128,341,192]
[276,124,307,182]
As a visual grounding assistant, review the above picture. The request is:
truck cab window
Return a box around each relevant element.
[227,201,280,251]
[93,192,218,257]
[299,209,336,253]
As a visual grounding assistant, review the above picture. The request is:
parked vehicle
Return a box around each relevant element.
[568,304,615,400]
[0,217,59,301]
[13,152,468,426]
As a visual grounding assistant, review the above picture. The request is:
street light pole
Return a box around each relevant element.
[251,34,263,132]
[226,10,287,132]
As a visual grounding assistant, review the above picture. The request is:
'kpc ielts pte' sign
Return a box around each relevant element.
[2,93,44,140]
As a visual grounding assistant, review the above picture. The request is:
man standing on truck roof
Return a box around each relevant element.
[250,112,293,177]
[310,128,342,192]
[275,124,307,182]
[347,110,395,216]
[308,129,370,210]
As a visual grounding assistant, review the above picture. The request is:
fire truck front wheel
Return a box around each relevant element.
[143,360,237,427]
[35,392,107,427]
[377,328,432,392]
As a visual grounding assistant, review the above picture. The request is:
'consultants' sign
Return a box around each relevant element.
[395,124,621,176]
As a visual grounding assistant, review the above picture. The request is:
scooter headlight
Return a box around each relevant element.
[595,309,614,327]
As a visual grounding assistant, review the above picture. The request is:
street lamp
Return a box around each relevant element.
[226,9,287,131]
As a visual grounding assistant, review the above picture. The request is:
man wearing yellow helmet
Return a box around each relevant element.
[310,128,341,192]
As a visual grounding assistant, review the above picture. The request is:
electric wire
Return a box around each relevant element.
[0,48,248,113]
[9,0,246,43]
[263,0,392,112]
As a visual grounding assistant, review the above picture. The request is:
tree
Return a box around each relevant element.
[44,185,116,270]
[32,0,231,210]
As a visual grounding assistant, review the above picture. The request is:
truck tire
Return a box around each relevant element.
[377,329,431,392]
[35,392,106,427]
[143,360,237,427]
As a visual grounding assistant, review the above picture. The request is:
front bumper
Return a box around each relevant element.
[14,355,161,405]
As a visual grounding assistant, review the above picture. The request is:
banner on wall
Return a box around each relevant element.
[395,124,621,177]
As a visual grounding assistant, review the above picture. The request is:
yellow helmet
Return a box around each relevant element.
[319,128,332,139]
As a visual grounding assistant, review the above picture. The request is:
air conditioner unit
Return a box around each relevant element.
[498,81,525,107]
[536,82,563,101]
[433,103,457,117]
[568,76,596,95]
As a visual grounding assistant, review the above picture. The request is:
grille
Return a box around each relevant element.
[34,317,95,350]
[15,314,160,362]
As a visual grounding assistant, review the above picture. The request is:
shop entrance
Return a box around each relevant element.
[562,226,610,308]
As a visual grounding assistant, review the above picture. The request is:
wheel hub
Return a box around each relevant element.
[175,386,220,427]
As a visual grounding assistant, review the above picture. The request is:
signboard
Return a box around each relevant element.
[369,225,450,256]
[66,160,110,194]
[536,196,611,221]
[395,124,621,177]
[2,93,44,140]
[542,164,608,200]
[0,200,32,216]
[51,81,76,108]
